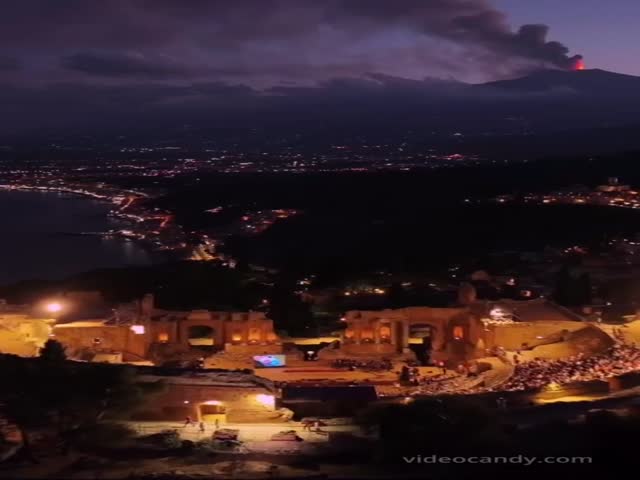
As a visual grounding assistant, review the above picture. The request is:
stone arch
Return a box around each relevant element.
[378,321,392,344]
[407,323,437,365]
[406,319,447,351]
[445,312,482,360]
[446,314,473,341]
[186,325,216,346]
[247,326,262,344]
[408,323,436,345]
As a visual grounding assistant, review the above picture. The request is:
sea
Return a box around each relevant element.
[0,189,156,285]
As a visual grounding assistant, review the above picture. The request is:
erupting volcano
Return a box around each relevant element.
[571,56,586,71]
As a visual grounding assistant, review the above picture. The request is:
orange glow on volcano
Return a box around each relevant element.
[573,58,585,71]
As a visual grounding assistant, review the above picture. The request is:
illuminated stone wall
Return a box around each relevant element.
[52,309,280,360]
[52,323,147,359]
[149,311,279,351]
[130,381,276,423]
[342,306,614,362]
[342,307,483,361]
[484,321,586,350]
[0,313,52,357]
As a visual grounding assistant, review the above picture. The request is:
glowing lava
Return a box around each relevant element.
[572,57,585,71]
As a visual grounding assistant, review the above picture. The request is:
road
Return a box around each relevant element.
[190,244,216,261]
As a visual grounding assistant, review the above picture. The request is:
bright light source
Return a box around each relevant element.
[204,400,222,405]
[546,382,561,391]
[130,325,145,335]
[256,394,275,408]
[184,400,190,404]
[45,302,63,313]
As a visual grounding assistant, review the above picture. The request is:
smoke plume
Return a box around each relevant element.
[0,0,584,87]
[335,0,582,70]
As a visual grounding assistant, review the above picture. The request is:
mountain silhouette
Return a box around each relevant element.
[477,69,640,96]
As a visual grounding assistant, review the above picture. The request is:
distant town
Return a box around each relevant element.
[496,176,640,210]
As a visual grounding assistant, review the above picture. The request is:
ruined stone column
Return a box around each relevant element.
[390,320,397,346]
[402,322,410,350]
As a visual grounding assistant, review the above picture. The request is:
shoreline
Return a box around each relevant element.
[0,187,172,284]
[0,182,187,258]
[0,183,119,203]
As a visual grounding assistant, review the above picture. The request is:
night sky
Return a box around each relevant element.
[0,0,637,134]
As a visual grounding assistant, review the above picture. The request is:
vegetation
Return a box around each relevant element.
[0,354,163,462]
[0,262,269,310]
[267,274,316,336]
[38,339,67,363]
[357,397,640,475]
[553,266,593,307]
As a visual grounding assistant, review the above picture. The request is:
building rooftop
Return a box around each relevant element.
[487,299,583,323]
[54,321,108,328]
[282,385,377,402]
[136,368,275,390]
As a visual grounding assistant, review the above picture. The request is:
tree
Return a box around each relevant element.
[554,266,593,307]
[39,339,67,362]
[387,282,406,308]
[357,397,505,464]
[0,354,164,461]
[267,275,315,336]
[553,265,574,306]
[577,272,593,305]
[0,355,48,462]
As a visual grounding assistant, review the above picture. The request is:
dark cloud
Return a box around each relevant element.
[0,56,20,71]
[336,0,581,69]
[61,51,190,78]
[0,0,581,86]
[0,0,589,136]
